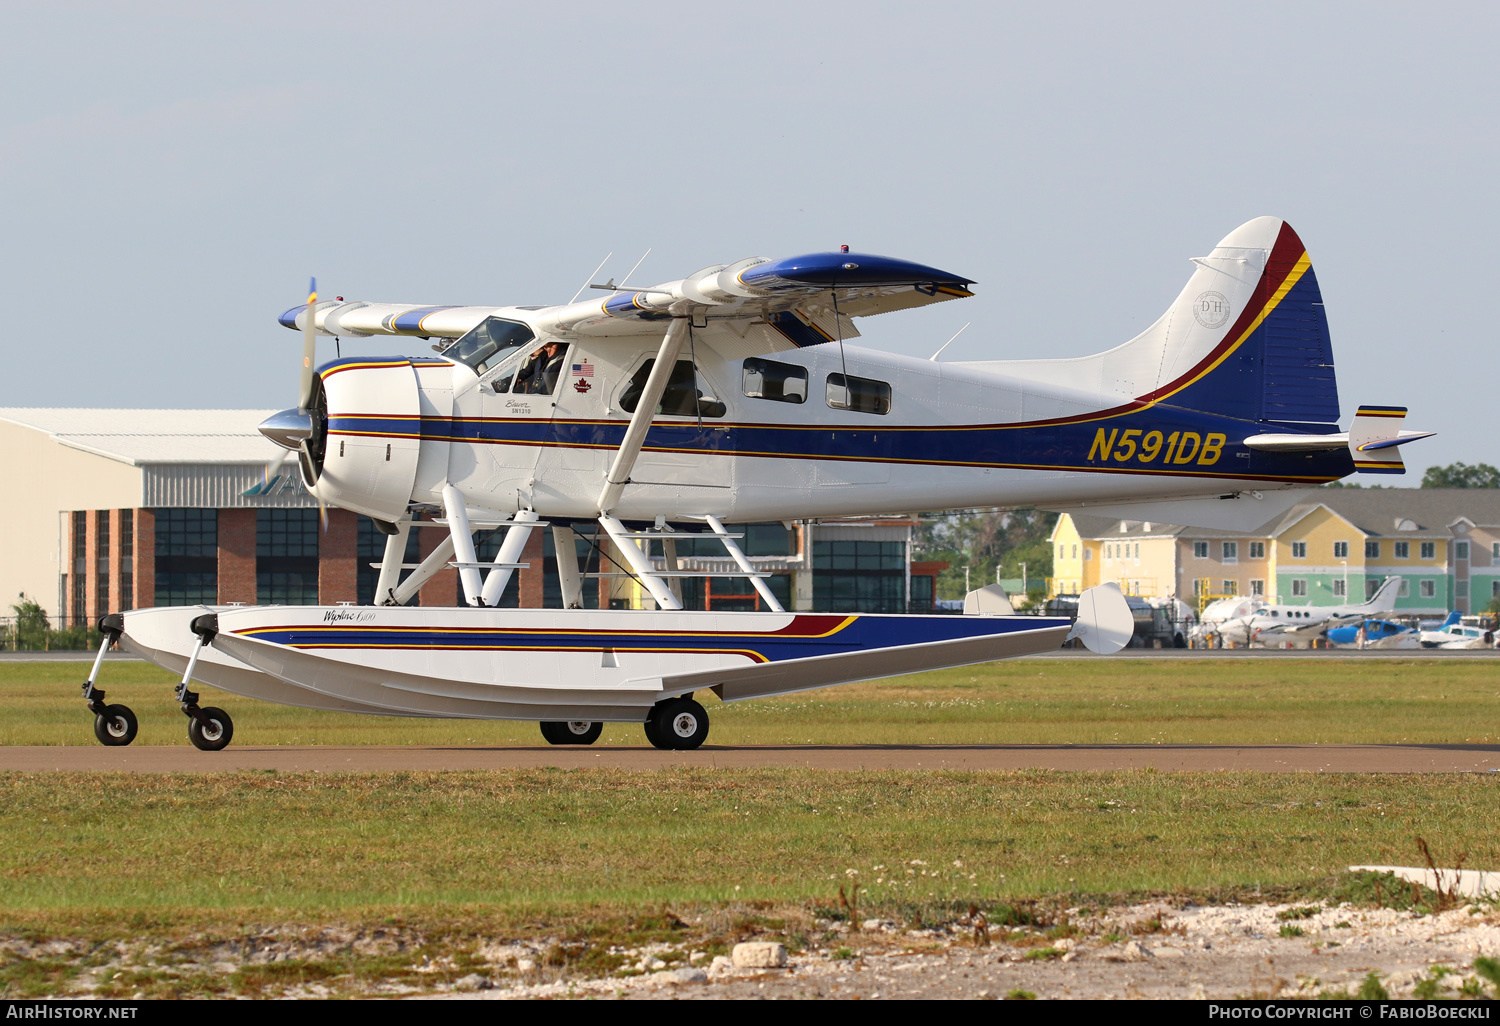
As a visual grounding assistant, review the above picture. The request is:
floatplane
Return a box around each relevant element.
[82,217,1431,751]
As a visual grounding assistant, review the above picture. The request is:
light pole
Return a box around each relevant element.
[963,564,971,593]
[1020,561,1028,595]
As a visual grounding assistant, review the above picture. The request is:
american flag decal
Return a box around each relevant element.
[572,361,594,377]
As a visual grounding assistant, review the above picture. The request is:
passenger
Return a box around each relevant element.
[515,340,566,394]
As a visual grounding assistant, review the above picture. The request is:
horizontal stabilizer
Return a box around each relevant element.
[1243,428,1434,452]
[1348,406,1427,475]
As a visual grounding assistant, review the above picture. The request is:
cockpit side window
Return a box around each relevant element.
[446,317,535,375]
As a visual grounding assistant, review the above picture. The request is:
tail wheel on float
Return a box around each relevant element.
[187,707,234,752]
[645,696,709,751]
[93,704,138,747]
[540,720,603,746]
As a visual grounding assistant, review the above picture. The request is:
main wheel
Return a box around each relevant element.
[93,704,138,747]
[187,707,234,752]
[540,720,603,745]
[646,697,709,751]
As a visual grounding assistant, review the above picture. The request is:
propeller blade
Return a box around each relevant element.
[298,277,318,411]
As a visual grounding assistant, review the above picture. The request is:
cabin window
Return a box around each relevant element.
[1333,541,1348,559]
[1291,579,1307,597]
[826,373,891,415]
[1291,542,1307,558]
[1420,542,1435,559]
[1193,542,1208,559]
[1365,540,1380,558]
[1249,541,1265,559]
[1420,579,1435,598]
[619,359,726,418]
[742,358,807,404]
[447,317,535,375]
[1394,541,1409,558]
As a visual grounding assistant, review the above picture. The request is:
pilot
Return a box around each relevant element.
[515,340,566,395]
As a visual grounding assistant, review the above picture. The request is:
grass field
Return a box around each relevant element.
[3,657,1497,747]
[0,769,1494,923]
[2,657,1498,997]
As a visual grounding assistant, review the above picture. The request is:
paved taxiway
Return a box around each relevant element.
[1,743,1495,773]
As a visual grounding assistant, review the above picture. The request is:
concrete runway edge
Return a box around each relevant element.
[1,743,1497,773]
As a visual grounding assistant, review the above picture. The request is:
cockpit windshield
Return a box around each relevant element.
[445,317,535,375]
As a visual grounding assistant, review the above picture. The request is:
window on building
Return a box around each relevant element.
[1333,579,1346,597]
[1193,541,1208,559]
[1365,540,1380,559]
[1421,542,1435,559]
[1493,542,1499,559]
[257,509,319,605]
[1083,548,1092,561]
[812,539,907,613]
[1291,542,1307,558]
[119,510,134,613]
[1455,541,1470,560]
[1291,579,1307,597]
[356,517,422,606]
[1222,541,1238,562]
[71,510,87,625]
[155,509,217,606]
[742,358,808,404]
[1399,579,1410,597]
[1420,580,1435,598]
[1073,544,1078,560]
[1250,579,1264,597]
[541,529,603,609]
[1394,541,1409,559]
[95,513,110,618]
[825,373,891,415]
[1333,541,1348,559]
[1249,542,1265,559]
[1221,580,1237,595]
[1058,544,1064,560]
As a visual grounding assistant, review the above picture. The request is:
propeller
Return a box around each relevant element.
[299,277,318,411]
[259,277,330,531]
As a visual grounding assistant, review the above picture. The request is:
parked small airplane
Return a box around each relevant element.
[1418,614,1493,649]
[1325,617,1421,648]
[1215,577,1404,646]
[81,217,1431,750]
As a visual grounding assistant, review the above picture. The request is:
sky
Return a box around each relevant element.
[1,2,1495,479]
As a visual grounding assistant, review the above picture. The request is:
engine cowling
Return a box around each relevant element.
[305,358,422,523]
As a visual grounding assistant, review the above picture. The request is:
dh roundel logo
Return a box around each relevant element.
[1192,290,1231,329]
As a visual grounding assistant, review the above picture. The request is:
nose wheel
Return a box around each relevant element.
[186,706,234,752]
[644,696,709,751]
[539,720,602,745]
[92,704,138,747]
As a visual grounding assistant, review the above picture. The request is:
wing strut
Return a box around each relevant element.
[597,315,690,514]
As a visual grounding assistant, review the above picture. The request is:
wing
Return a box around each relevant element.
[279,251,974,361]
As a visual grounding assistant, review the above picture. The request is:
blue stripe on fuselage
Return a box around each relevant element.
[327,404,1352,482]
